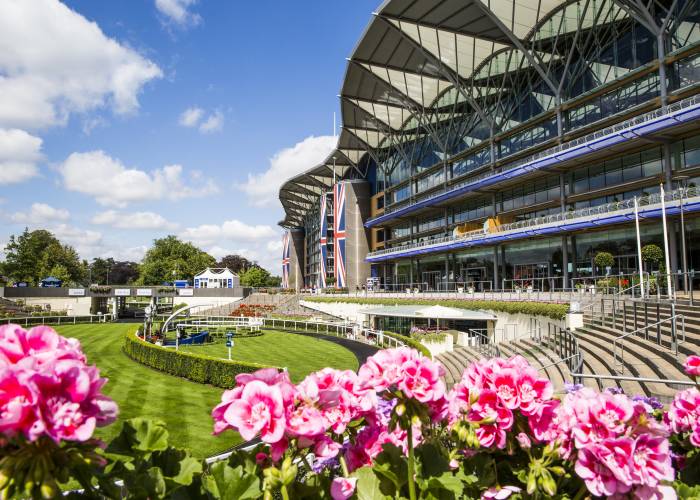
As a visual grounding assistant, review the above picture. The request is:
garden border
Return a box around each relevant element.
[123,331,273,388]
[302,297,568,320]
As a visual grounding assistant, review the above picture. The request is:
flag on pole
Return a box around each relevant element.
[333,183,347,288]
[319,193,328,288]
[281,232,290,289]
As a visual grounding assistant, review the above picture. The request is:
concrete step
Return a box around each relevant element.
[586,316,700,358]
[575,326,682,402]
[498,340,568,393]
[436,347,481,387]
[584,314,698,359]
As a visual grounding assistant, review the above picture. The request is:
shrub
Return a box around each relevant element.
[642,243,664,268]
[303,296,569,320]
[381,330,432,358]
[89,285,111,294]
[122,331,273,388]
[594,251,615,271]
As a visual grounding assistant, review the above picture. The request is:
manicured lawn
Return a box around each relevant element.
[54,323,235,458]
[178,330,359,382]
[53,323,359,457]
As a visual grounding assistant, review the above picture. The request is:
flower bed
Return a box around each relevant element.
[304,296,569,320]
[230,303,275,317]
[122,330,273,388]
[1,323,699,499]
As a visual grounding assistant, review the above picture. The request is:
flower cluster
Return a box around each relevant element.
[555,387,673,497]
[446,356,554,449]
[0,324,117,443]
[212,348,698,499]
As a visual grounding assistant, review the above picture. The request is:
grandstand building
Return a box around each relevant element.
[280,0,700,292]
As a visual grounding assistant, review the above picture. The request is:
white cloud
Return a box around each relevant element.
[11,203,70,225]
[0,0,162,130]
[59,150,218,207]
[199,110,224,133]
[238,135,336,207]
[179,107,204,127]
[178,107,224,134]
[155,0,201,28]
[92,210,178,230]
[180,220,276,246]
[180,220,281,274]
[0,129,43,184]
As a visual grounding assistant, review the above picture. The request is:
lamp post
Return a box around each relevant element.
[673,175,690,294]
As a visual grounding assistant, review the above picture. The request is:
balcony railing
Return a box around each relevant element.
[367,186,697,259]
[374,94,700,222]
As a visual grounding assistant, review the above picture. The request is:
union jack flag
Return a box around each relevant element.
[281,232,290,288]
[333,183,346,288]
[319,193,328,288]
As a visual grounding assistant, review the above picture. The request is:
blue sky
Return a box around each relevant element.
[0,0,378,272]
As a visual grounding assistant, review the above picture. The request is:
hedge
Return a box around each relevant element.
[123,332,274,389]
[303,297,568,320]
[382,330,432,358]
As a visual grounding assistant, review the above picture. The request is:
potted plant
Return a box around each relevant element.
[525,280,534,293]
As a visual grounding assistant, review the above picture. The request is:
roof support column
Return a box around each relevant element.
[377,15,497,134]
[472,2,559,96]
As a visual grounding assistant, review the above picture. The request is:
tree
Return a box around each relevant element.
[110,261,140,285]
[239,266,271,288]
[89,258,139,285]
[594,251,614,274]
[47,264,71,284]
[641,244,664,271]
[3,229,86,285]
[137,236,216,285]
[216,254,257,274]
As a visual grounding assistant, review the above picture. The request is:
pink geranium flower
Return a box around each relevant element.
[223,380,286,443]
[629,434,674,488]
[684,355,700,377]
[0,325,116,443]
[397,357,445,403]
[330,477,357,500]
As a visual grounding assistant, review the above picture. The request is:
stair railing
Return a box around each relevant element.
[612,314,685,373]
[541,325,584,384]
[468,328,501,358]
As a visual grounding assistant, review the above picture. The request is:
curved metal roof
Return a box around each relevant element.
[278,0,641,228]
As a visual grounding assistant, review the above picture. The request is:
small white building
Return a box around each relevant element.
[193,268,239,289]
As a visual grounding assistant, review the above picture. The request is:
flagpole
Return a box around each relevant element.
[634,197,645,298]
[660,184,674,299]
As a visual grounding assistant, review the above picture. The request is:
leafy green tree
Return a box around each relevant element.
[216,254,257,274]
[239,266,271,288]
[594,251,614,274]
[137,236,215,285]
[641,244,664,270]
[46,264,71,284]
[89,258,139,285]
[3,229,86,285]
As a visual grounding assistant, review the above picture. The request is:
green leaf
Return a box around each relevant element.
[425,473,464,495]
[124,466,166,499]
[203,462,262,500]
[352,467,391,500]
[675,481,700,500]
[151,448,203,486]
[106,418,169,456]
[373,443,408,491]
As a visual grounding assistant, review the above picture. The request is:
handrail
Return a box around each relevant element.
[538,353,581,372]
[0,314,109,326]
[376,94,700,221]
[580,281,644,314]
[368,186,698,259]
[164,315,407,351]
[537,326,584,384]
[613,314,684,372]
[468,328,501,358]
[570,373,696,387]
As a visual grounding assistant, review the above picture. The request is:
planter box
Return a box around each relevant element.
[457,287,464,294]
[420,334,453,357]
